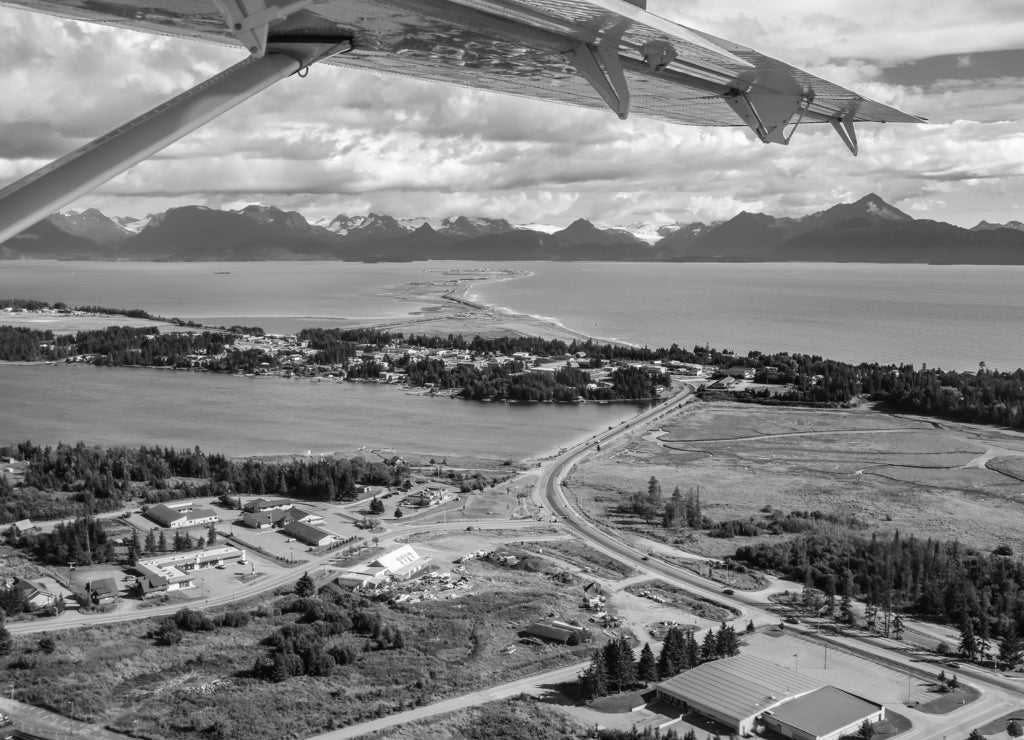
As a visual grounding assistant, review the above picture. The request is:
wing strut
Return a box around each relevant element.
[563,38,630,120]
[725,86,813,145]
[831,117,859,156]
[210,0,314,58]
[0,39,350,246]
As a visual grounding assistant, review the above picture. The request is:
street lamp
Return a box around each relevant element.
[793,653,799,673]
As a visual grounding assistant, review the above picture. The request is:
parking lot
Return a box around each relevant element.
[742,631,935,705]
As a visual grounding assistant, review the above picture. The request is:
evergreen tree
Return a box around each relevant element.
[0,623,12,655]
[637,643,657,683]
[967,731,984,740]
[616,635,637,689]
[580,649,609,699]
[685,486,702,528]
[145,528,157,554]
[959,620,977,662]
[158,529,167,552]
[369,497,384,515]
[857,718,875,739]
[892,613,904,640]
[715,623,739,658]
[394,506,403,519]
[1000,625,1024,670]
[685,631,700,668]
[295,572,316,598]
[700,630,718,663]
[207,523,217,547]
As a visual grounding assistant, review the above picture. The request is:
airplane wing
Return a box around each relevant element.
[0,0,922,243]
[3,0,921,136]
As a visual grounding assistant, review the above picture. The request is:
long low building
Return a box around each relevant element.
[145,503,220,529]
[656,655,883,739]
[137,546,244,594]
[282,519,337,547]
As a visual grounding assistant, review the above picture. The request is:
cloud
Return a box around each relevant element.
[0,2,1022,230]
[956,55,973,68]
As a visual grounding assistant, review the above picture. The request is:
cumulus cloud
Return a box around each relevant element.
[0,2,1022,228]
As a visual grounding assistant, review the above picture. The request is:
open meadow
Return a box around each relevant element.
[6,560,601,740]
[568,401,1024,556]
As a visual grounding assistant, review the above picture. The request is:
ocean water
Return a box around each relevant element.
[0,364,640,459]
[471,262,1024,372]
[1,259,1022,457]
[1,260,1019,370]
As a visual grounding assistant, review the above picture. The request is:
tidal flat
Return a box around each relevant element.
[567,400,1024,556]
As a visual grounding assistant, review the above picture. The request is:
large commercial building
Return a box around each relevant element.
[145,503,219,529]
[136,546,245,594]
[335,544,431,589]
[762,686,885,740]
[656,654,883,739]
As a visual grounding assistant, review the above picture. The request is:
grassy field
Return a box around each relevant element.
[568,401,1024,556]
[624,581,734,622]
[6,562,600,740]
[364,695,591,740]
[522,539,636,580]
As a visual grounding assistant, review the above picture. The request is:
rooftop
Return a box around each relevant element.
[658,654,822,722]
[767,686,882,736]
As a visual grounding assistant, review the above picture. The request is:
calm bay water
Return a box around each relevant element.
[1,259,1022,456]
[1,259,1019,370]
[0,364,639,458]
[473,262,1024,372]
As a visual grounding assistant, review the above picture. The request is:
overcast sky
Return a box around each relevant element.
[1,0,1022,228]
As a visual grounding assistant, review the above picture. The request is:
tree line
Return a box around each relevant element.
[1,440,407,523]
[733,530,1024,653]
[579,623,740,700]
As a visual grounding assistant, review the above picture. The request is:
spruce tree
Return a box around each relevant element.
[700,630,718,663]
[959,620,977,661]
[580,649,609,699]
[295,572,316,598]
[685,631,700,668]
[207,523,217,547]
[637,643,657,683]
[1000,625,1024,669]
[158,529,167,552]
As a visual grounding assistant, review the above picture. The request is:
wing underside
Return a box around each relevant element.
[2,0,922,130]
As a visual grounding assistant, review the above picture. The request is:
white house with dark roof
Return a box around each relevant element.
[14,578,55,610]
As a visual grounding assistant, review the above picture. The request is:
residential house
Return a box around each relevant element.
[14,578,55,610]
[86,577,120,605]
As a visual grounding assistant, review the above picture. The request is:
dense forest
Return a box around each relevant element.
[733,530,1024,659]
[0,441,406,523]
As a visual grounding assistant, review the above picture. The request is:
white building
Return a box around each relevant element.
[136,546,244,593]
[336,544,431,589]
[145,503,219,529]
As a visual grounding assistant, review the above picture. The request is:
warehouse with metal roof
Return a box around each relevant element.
[762,685,884,740]
[656,655,883,738]
[656,654,822,735]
